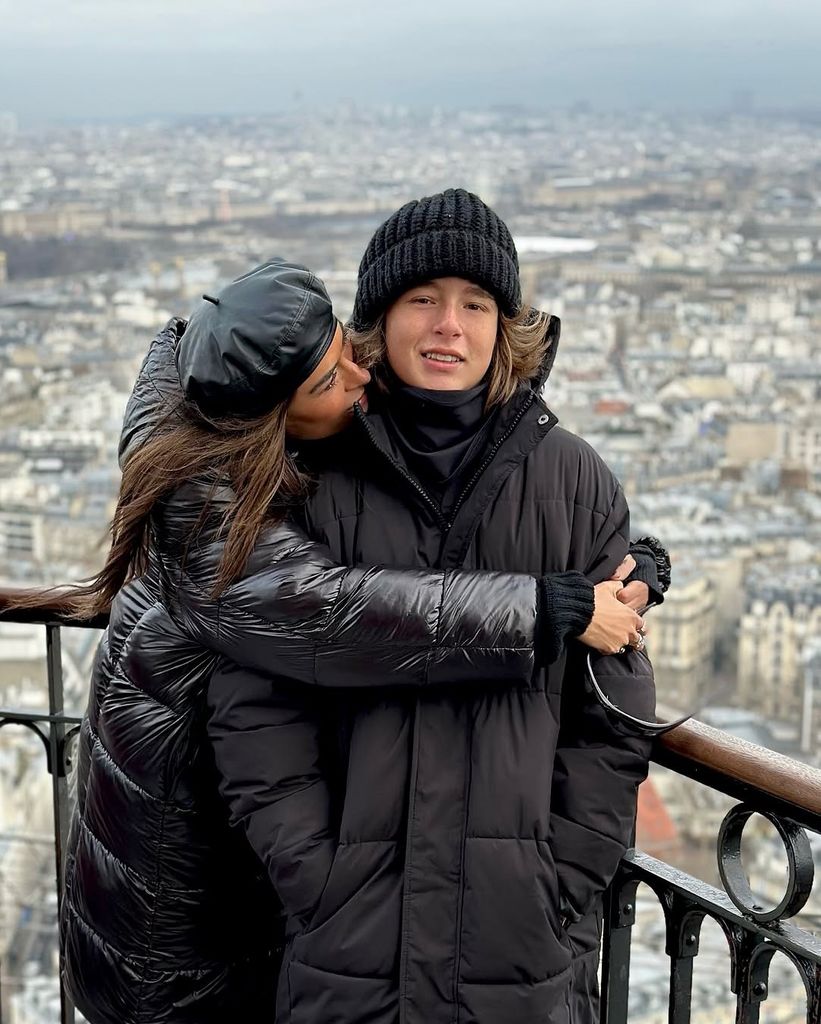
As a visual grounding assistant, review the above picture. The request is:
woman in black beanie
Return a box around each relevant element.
[242,189,666,1024]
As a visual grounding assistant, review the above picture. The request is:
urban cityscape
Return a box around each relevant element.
[1,104,819,1022]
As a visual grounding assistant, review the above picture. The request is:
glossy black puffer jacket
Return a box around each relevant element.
[60,319,543,1024]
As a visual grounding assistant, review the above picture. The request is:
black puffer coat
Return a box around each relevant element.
[209,318,654,1024]
[61,320,547,1024]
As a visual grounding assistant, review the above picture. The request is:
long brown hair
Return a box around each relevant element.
[9,398,308,621]
[351,305,550,407]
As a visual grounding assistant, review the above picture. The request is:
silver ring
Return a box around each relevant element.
[634,635,646,652]
[617,645,627,655]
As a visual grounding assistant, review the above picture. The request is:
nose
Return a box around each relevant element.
[433,302,463,337]
[341,349,371,389]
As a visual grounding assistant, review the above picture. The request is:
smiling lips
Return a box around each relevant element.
[422,350,464,369]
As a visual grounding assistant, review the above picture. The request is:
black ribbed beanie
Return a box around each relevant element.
[351,188,521,330]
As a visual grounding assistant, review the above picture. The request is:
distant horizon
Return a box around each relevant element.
[4,98,821,132]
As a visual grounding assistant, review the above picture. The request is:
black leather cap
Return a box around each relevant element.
[176,259,337,419]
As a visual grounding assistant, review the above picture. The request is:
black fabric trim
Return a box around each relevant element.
[632,535,672,593]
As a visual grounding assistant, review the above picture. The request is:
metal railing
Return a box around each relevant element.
[0,595,109,1024]
[1,589,820,1024]
[601,719,821,1024]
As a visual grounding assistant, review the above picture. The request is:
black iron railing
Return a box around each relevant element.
[601,718,821,1024]
[1,590,820,1024]
[0,596,107,1024]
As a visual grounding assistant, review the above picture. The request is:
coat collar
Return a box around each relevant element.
[346,313,562,545]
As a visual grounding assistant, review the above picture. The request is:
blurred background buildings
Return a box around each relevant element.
[0,100,819,1022]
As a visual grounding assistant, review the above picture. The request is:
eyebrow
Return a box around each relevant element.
[464,284,495,300]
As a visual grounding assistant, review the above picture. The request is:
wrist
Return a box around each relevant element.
[537,572,595,665]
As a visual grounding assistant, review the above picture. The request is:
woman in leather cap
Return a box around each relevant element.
[25,258,649,1023]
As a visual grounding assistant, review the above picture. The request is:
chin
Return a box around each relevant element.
[419,372,470,390]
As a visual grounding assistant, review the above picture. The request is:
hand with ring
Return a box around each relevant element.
[577,582,646,655]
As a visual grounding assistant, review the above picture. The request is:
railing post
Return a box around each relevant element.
[807,961,821,1023]
[600,874,638,1024]
[45,623,75,1024]
[665,902,704,1024]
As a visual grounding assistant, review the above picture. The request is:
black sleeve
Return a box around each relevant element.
[166,517,539,689]
[548,485,654,919]
[205,659,336,928]
[625,545,663,606]
[626,537,671,607]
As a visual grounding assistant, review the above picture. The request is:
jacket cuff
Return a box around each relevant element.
[626,546,664,607]
[631,536,671,596]
[537,571,595,665]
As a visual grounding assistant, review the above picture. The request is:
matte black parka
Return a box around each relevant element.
[210,318,654,1024]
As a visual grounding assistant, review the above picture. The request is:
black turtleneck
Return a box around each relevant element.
[380,368,595,665]
[382,371,497,513]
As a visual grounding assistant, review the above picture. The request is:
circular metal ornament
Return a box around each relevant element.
[717,805,814,923]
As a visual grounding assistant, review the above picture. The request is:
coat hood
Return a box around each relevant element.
[534,313,561,391]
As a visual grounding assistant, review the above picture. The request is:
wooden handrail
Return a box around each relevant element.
[654,717,821,831]
[2,586,820,829]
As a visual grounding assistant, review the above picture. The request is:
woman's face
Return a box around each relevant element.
[286,324,371,440]
[384,276,498,390]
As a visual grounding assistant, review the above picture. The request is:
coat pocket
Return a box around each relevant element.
[286,957,397,1024]
[303,843,341,932]
[458,836,572,985]
[293,839,402,979]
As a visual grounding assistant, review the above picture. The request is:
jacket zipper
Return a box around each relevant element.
[355,410,449,529]
[357,394,547,1022]
[445,389,539,532]
[355,409,436,1022]
[398,701,421,1024]
[445,388,542,1021]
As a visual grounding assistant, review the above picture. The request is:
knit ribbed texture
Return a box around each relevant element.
[632,536,672,594]
[537,571,596,666]
[627,544,665,606]
[351,188,521,329]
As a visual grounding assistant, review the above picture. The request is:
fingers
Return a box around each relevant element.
[609,554,636,582]
[596,579,624,598]
[602,641,630,655]
[603,617,646,655]
[622,622,648,654]
[582,583,650,655]
[617,580,650,610]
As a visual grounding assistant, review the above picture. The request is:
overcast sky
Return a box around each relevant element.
[1,0,819,122]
